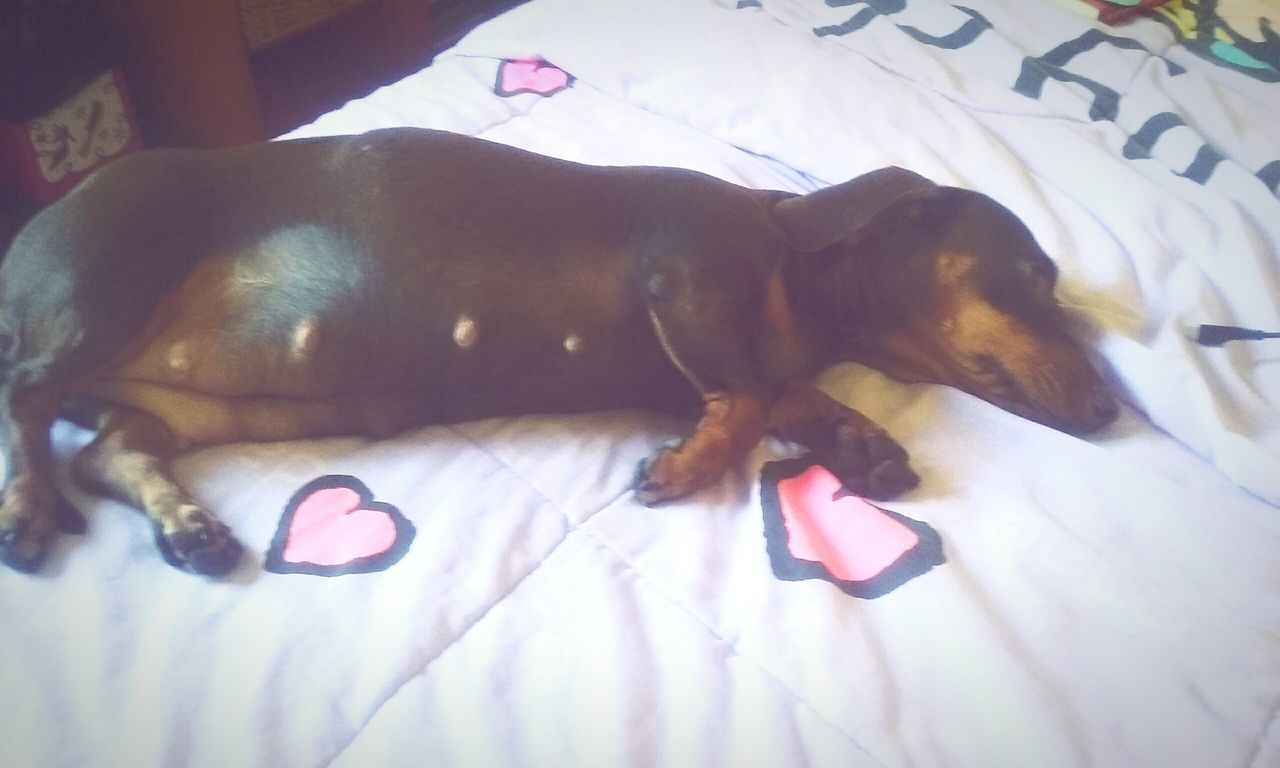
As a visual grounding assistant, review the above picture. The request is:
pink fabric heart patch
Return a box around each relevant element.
[761,456,944,598]
[495,58,574,97]
[265,476,415,576]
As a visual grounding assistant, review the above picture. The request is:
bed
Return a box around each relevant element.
[3,0,1278,766]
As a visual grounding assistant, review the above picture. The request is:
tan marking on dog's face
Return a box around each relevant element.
[934,251,969,289]
[563,333,583,354]
[862,252,1117,434]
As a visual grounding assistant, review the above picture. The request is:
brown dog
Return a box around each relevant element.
[0,128,1118,575]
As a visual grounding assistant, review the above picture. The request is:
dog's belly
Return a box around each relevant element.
[85,381,393,444]
[90,357,694,447]
[88,236,694,445]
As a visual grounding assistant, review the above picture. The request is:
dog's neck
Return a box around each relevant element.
[783,246,911,364]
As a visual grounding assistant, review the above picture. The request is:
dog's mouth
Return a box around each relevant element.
[970,353,1024,402]
[855,344,1118,436]
[965,355,1059,429]
[961,353,1118,436]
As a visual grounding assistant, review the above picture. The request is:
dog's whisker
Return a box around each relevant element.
[1055,299,1140,323]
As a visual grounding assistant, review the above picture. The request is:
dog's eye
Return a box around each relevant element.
[976,257,1062,328]
[1003,262,1059,313]
[1018,260,1057,298]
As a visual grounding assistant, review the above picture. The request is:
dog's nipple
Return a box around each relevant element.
[167,341,193,378]
[453,315,479,349]
[291,319,319,362]
[563,333,583,354]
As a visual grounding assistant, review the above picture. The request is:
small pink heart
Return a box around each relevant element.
[495,58,573,97]
[265,476,414,576]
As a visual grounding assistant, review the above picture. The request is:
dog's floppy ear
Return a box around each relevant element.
[771,167,939,253]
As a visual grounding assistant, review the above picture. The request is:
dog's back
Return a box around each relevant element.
[0,129,782,442]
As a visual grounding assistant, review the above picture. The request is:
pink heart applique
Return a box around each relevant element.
[495,58,574,97]
[265,476,414,576]
[761,457,944,598]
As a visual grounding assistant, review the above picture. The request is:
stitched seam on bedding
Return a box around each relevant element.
[444,423,623,527]
[464,50,834,191]
[319,529,574,766]
[345,54,557,144]
[320,427,630,766]
[322,498,630,767]
[338,417,886,762]
[1246,696,1280,768]
[575,524,891,768]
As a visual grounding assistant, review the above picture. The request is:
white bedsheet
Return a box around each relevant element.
[3,1,1278,766]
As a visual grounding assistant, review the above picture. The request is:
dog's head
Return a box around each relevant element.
[772,168,1119,435]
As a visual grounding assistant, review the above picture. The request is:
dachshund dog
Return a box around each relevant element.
[0,128,1118,575]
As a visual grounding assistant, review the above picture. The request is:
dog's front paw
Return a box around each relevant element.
[632,438,697,506]
[154,505,244,576]
[817,425,919,501]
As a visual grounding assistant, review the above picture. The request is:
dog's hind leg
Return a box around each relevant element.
[768,381,919,500]
[71,407,243,575]
[0,384,67,572]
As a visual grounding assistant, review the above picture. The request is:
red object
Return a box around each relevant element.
[1078,0,1173,25]
[0,66,143,204]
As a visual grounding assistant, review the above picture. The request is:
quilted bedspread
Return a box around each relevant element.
[2,1,1278,766]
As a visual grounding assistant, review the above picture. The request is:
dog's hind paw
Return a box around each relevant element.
[0,511,55,574]
[0,528,51,574]
[818,427,919,501]
[0,487,62,573]
[154,507,244,576]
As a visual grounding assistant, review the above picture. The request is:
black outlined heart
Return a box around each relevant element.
[761,455,944,599]
[265,475,415,577]
[495,58,575,96]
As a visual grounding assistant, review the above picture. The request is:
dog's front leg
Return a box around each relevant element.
[768,381,919,500]
[633,267,770,505]
[634,391,766,505]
